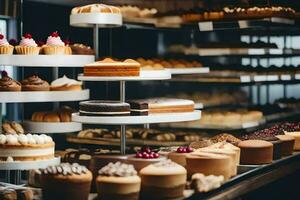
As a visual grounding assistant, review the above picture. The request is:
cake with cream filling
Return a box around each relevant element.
[140,159,187,200]
[96,162,141,200]
[0,133,54,161]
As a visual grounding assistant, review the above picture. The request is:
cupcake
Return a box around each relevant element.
[39,163,92,200]
[0,71,21,91]
[43,32,66,55]
[50,75,82,91]
[96,162,141,200]
[21,75,50,91]
[0,34,14,54]
[15,33,40,55]
[63,40,72,55]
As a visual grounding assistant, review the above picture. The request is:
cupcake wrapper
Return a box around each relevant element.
[15,46,40,55]
[0,46,14,55]
[65,46,72,55]
[43,46,66,55]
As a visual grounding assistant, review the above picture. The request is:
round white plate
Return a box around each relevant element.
[23,121,82,134]
[0,90,89,103]
[0,157,60,170]
[78,69,171,81]
[169,67,210,75]
[72,110,201,125]
[70,13,122,28]
[0,55,95,67]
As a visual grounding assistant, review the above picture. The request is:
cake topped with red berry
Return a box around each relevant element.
[43,32,67,55]
[15,33,40,55]
[0,34,14,55]
[168,146,194,167]
[46,32,65,47]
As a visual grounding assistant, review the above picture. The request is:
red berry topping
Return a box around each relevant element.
[149,154,154,159]
[135,153,143,158]
[181,148,187,153]
[63,39,71,45]
[142,147,151,154]
[23,33,32,39]
[177,147,183,153]
[0,34,4,39]
[186,147,193,153]
[51,31,59,37]
[1,71,8,77]
[9,39,17,46]
[142,153,150,159]
[153,153,160,158]
[37,41,45,47]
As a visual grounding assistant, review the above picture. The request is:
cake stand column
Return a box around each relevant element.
[53,67,59,109]
[120,81,126,155]
[93,24,99,59]
[0,103,2,134]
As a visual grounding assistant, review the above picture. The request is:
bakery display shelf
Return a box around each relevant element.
[0,157,60,170]
[67,135,189,147]
[70,13,122,28]
[197,17,295,32]
[0,55,95,67]
[72,110,201,125]
[0,89,90,103]
[187,152,300,200]
[23,121,82,134]
[78,69,172,81]
[265,111,300,122]
[169,67,210,75]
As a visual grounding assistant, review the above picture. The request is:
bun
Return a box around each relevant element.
[43,112,61,122]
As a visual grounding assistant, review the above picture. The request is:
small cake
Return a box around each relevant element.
[276,135,295,156]
[15,33,40,55]
[31,107,72,122]
[0,133,54,161]
[79,100,131,116]
[2,121,24,134]
[0,34,14,54]
[186,152,232,180]
[191,173,224,193]
[284,123,300,150]
[206,142,240,165]
[0,188,17,200]
[70,43,94,55]
[128,98,195,115]
[127,147,165,172]
[238,140,273,165]
[71,4,121,14]
[21,75,50,91]
[140,159,187,200]
[168,146,193,167]
[84,58,141,77]
[40,163,92,200]
[96,162,141,200]
[0,71,21,91]
[43,32,66,55]
[50,75,82,91]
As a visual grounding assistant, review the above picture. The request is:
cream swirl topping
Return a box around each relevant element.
[19,37,38,47]
[99,162,137,177]
[37,163,88,176]
[0,134,53,145]
[46,36,65,46]
[0,35,9,46]
[51,75,82,87]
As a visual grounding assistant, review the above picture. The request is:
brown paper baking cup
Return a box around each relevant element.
[43,46,66,55]
[15,46,40,55]
[0,46,14,54]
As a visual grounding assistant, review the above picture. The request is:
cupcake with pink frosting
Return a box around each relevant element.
[15,33,40,55]
[43,32,66,55]
[0,34,14,54]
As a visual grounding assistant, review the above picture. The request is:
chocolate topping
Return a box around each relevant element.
[21,75,49,87]
[0,71,21,90]
[38,163,88,176]
[98,162,137,177]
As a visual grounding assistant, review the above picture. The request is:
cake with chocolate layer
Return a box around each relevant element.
[0,134,54,161]
[21,75,50,91]
[84,58,141,77]
[128,98,195,115]
[140,159,187,200]
[96,162,141,200]
[40,163,92,200]
[238,140,273,165]
[0,71,21,91]
[79,100,130,116]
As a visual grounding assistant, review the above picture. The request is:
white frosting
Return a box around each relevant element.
[33,135,44,144]
[0,134,53,145]
[6,156,14,162]
[18,134,28,145]
[51,75,82,87]
[0,147,54,157]
[0,135,6,144]
[6,134,19,145]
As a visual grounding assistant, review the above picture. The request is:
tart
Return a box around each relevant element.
[43,32,66,55]
[15,33,40,55]
[0,34,14,54]
[0,71,21,91]
[21,75,50,91]
[96,162,141,200]
[50,75,82,91]
[70,43,94,55]
[40,163,92,200]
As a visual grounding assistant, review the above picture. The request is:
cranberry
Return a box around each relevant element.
[63,39,71,45]
[9,39,17,46]
[1,71,8,77]
[135,153,143,158]
[177,147,183,153]
[142,147,151,154]
[51,31,59,37]
[0,34,3,39]
[149,154,154,159]
[142,153,150,159]
[142,152,148,156]
[181,148,187,153]
[37,41,45,47]
[186,147,193,153]
[23,33,32,39]
[153,153,160,158]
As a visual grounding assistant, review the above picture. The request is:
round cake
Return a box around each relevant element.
[40,163,92,200]
[276,135,295,156]
[238,140,273,165]
[139,159,187,200]
[285,132,300,150]
[168,146,193,167]
[79,100,130,116]
[127,154,166,172]
[0,134,54,161]
[96,162,141,200]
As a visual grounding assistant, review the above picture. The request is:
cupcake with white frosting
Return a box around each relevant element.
[15,33,40,55]
[43,32,66,55]
[0,34,14,54]
[50,75,82,91]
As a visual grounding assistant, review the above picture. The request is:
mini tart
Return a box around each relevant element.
[15,46,40,55]
[43,45,66,55]
[40,163,92,200]
[50,75,82,91]
[21,75,50,91]
[0,72,21,91]
[140,160,187,200]
[0,45,14,55]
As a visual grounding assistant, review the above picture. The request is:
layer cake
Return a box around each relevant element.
[79,100,130,116]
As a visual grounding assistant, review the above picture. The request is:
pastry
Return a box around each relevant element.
[0,71,21,91]
[238,140,273,165]
[71,4,121,14]
[0,188,17,200]
[31,107,72,122]
[21,75,50,91]
[50,75,82,91]
[168,146,193,167]
[2,122,17,134]
[43,32,66,55]
[15,33,40,55]
[120,6,157,18]
[15,188,34,200]
[128,98,195,115]
[0,133,54,161]
[186,151,232,180]
[70,43,94,55]
[43,112,61,122]
[31,112,46,122]
[63,40,72,55]
[79,100,131,116]
[210,133,241,145]
[0,34,14,54]
[39,163,92,200]
[84,58,141,77]
[140,159,187,200]
[96,162,141,200]
[11,121,24,134]
[276,135,295,156]
[191,173,224,193]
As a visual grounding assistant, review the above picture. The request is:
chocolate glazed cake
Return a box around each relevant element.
[79,100,131,116]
